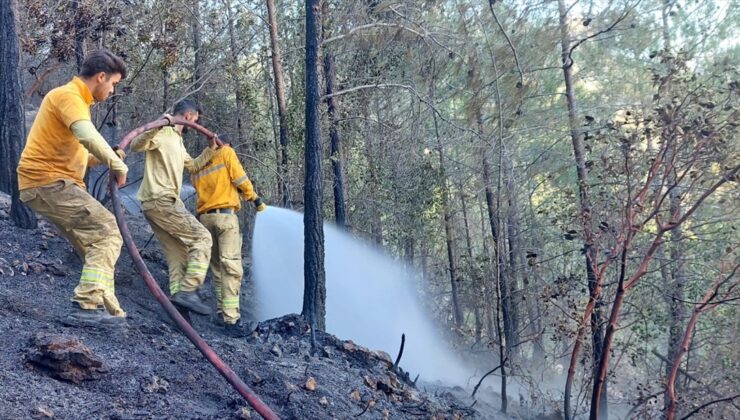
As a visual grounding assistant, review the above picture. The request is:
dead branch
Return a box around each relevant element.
[566,2,639,67]
[679,394,740,420]
[25,64,63,99]
[323,22,422,45]
[471,357,507,398]
[393,333,405,370]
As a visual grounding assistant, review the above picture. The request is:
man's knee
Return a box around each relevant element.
[98,212,123,246]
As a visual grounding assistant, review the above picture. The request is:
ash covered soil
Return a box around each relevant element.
[0,193,515,420]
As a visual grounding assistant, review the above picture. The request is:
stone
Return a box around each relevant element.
[349,389,361,401]
[45,261,68,277]
[142,376,169,394]
[0,257,14,276]
[28,262,46,274]
[34,406,54,418]
[270,344,282,358]
[363,375,377,390]
[305,376,317,391]
[26,333,108,383]
[236,407,251,419]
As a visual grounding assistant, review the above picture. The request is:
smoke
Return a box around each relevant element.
[252,207,470,384]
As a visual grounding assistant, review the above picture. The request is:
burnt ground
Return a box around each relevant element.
[0,192,519,420]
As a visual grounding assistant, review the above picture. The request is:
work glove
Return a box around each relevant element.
[112,146,126,161]
[254,197,267,212]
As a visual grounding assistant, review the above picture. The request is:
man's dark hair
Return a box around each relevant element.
[173,99,202,116]
[80,49,127,79]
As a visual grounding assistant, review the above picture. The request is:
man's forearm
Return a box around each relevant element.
[71,120,128,176]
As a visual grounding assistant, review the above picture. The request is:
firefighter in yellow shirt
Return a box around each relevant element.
[191,135,266,337]
[18,49,129,328]
[131,100,216,316]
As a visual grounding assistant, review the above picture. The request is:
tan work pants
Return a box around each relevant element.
[20,180,126,316]
[142,196,212,296]
[199,212,243,323]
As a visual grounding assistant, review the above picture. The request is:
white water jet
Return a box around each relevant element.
[253,207,469,384]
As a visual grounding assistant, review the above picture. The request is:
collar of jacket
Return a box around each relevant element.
[70,76,95,106]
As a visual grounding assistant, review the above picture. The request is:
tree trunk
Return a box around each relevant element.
[162,67,169,112]
[301,0,326,332]
[479,18,517,371]
[0,0,36,229]
[323,52,347,229]
[225,0,247,145]
[502,143,521,362]
[321,2,347,230]
[361,99,382,244]
[557,0,607,417]
[664,189,687,414]
[658,3,688,415]
[460,189,482,344]
[191,0,202,103]
[266,0,291,208]
[482,152,510,412]
[430,86,462,330]
[479,200,496,341]
[72,0,85,71]
[261,32,281,199]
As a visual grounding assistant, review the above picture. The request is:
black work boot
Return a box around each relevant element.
[223,319,255,338]
[172,302,192,324]
[64,307,127,329]
[170,290,212,315]
[212,312,226,327]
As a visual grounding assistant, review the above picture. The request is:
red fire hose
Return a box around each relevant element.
[110,117,280,420]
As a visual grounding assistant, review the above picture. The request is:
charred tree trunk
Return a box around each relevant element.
[301,0,326,332]
[558,0,606,417]
[266,0,291,208]
[0,0,36,228]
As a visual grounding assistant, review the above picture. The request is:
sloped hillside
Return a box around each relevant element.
[0,194,511,419]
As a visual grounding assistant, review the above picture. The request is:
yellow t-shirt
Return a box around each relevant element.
[191,146,258,214]
[131,126,215,202]
[18,77,95,190]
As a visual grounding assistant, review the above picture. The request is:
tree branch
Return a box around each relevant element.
[679,394,740,420]
[487,1,524,87]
